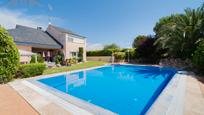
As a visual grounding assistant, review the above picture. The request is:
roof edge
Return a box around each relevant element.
[48,24,86,39]
[45,31,64,48]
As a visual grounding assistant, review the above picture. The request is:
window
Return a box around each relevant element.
[70,52,78,58]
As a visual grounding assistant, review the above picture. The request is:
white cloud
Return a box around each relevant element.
[0,8,62,29]
[87,43,104,51]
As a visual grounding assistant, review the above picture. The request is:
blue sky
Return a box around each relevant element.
[0,0,202,49]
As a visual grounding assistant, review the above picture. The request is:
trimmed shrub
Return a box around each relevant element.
[87,50,112,56]
[78,47,83,62]
[192,41,204,74]
[0,26,19,83]
[30,54,44,63]
[16,63,46,78]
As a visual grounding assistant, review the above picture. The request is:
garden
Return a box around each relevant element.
[87,3,204,75]
[1,3,204,84]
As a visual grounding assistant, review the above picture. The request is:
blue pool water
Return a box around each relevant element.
[38,64,177,115]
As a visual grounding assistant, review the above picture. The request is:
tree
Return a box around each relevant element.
[132,35,148,48]
[192,40,204,74]
[154,4,204,59]
[103,43,120,51]
[0,26,19,83]
[136,36,157,58]
[132,35,165,63]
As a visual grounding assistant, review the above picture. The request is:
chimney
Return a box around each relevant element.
[37,27,42,30]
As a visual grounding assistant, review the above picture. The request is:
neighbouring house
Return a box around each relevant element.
[8,24,86,64]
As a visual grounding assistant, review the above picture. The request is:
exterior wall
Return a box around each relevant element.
[65,34,86,61]
[20,56,31,64]
[46,25,67,57]
[47,26,69,61]
[47,25,87,61]
[17,45,32,63]
[17,45,32,51]
[32,48,60,62]
[87,56,112,62]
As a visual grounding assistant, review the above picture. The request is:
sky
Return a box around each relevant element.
[0,0,202,50]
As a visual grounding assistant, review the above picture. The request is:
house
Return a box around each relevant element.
[8,24,86,64]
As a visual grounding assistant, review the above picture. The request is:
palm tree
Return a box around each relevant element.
[154,4,204,59]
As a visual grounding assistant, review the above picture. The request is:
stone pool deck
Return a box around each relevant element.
[1,73,204,115]
[184,76,204,115]
[148,73,204,115]
[0,85,38,115]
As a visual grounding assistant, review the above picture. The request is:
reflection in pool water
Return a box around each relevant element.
[38,65,177,115]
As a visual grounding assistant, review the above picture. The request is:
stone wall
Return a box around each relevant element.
[87,56,112,63]
[159,58,192,69]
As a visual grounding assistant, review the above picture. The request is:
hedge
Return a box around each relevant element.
[16,63,46,78]
[87,50,112,56]
[0,26,19,83]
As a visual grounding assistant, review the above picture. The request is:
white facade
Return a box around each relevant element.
[47,25,86,61]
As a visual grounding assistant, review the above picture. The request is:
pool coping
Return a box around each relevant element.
[11,64,185,115]
[147,71,188,115]
[26,65,117,115]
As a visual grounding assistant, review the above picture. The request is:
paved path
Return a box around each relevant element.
[1,74,204,115]
[184,76,204,115]
[0,85,39,115]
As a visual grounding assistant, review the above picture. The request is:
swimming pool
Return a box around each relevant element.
[38,64,177,115]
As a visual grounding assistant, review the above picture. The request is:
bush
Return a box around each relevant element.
[55,55,62,64]
[192,41,204,74]
[0,26,19,83]
[16,63,46,78]
[54,51,64,64]
[114,52,125,60]
[87,50,112,56]
[66,58,77,66]
[30,54,44,63]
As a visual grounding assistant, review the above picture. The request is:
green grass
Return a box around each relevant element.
[43,61,107,75]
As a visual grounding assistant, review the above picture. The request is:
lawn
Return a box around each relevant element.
[43,61,107,75]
